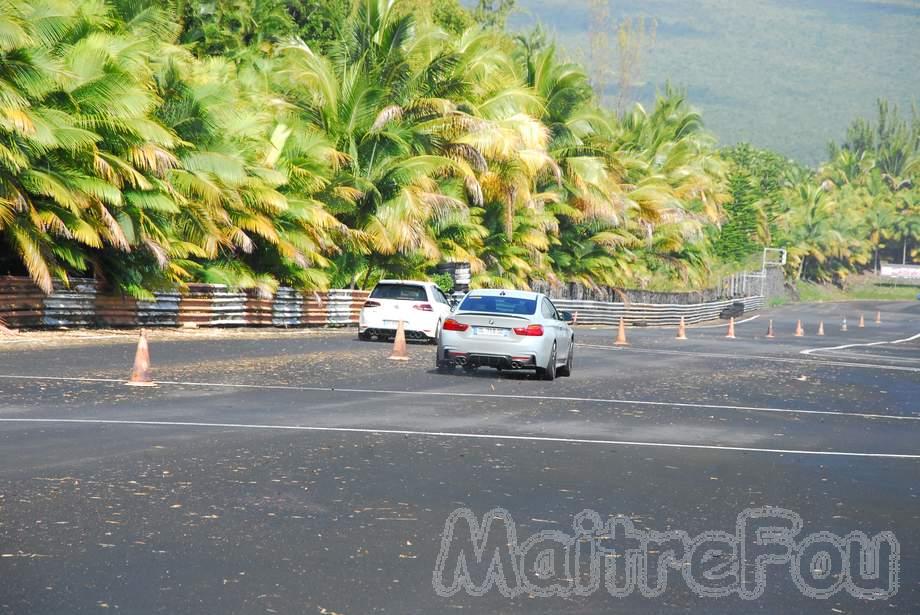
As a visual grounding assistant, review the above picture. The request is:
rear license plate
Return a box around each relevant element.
[474,327,508,337]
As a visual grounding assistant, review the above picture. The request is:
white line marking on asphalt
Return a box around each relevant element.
[802,349,920,364]
[0,417,916,459]
[800,332,920,357]
[578,315,761,330]
[690,315,761,328]
[579,344,920,373]
[0,335,128,344]
[0,374,917,422]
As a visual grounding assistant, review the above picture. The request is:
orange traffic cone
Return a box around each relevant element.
[726,317,736,339]
[858,313,865,328]
[794,320,804,337]
[875,311,881,324]
[614,316,629,346]
[765,319,775,339]
[388,320,409,361]
[817,321,825,336]
[126,329,156,387]
[841,318,848,332]
[676,316,688,340]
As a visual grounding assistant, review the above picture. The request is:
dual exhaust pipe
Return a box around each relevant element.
[450,354,524,369]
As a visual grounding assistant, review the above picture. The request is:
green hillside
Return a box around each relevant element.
[507,0,920,164]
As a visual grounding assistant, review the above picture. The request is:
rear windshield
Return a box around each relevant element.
[459,294,537,315]
[370,283,428,301]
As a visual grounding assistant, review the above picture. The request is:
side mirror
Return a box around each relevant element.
[560,311,574,323]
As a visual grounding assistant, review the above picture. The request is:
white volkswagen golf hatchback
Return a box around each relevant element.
[436,289,574,380]
[358,280,454,343]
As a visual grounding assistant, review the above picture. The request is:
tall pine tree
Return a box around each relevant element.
[714,172,760,262]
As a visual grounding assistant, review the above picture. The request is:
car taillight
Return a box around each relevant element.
[413,303,434,311]
[513,324,544,336]
[443,318,469,331]
[363,300,381,308]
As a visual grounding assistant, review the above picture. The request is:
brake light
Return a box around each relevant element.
[363,300,381,308]
[413,303,434,311]
[443,318,469,331]
[513,324,544,336]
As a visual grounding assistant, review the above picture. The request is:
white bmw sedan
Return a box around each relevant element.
[436,289,574,380]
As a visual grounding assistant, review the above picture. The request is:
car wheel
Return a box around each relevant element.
[358,330,372,341]
[538,343,557,381]
[462,363,477,373]
[557,341,573,377]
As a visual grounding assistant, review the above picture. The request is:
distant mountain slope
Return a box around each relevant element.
[507,0,920,164]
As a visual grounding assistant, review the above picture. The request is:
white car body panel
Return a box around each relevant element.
[437,289,574,372]
[358,280,453,341]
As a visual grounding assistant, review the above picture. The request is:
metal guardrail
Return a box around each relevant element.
[43,279,97,327]
[139,293,181,327]
[0,278,373,329]
[271,288,302,327]
[0,275,764,329]
[327,289,368,325]
[554,296,765,326]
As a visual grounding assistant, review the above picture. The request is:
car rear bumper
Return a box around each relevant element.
[359,310,439,339]
[442,349,538,370]
[362,326,433,340]
[439,329,551,367]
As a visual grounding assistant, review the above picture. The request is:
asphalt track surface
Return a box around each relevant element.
[0,300,917,614]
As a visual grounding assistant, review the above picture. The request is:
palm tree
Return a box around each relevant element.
[780,184,851,281]
[277,1,498,286]
[1,0,179,294]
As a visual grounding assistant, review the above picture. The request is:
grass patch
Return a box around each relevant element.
[796,278,920,302]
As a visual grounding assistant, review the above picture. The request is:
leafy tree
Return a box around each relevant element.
[395,0,474,35]
[474,0,515,30]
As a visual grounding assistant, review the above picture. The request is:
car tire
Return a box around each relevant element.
[538,343,557,381]
[557,341,573,377]
[358,330,372,341]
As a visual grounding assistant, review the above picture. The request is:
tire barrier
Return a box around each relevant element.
[327,289,354,325]
[178,284,247,327]
[0,276,45,328]
[552,296,765,327]
[271,287,302,327]
[302,291,329,326]
[0,277,373,329]
[245,290,275,327]
[43,279,97,328]
[139,293,181,327]
[0,275,763,330]
[95,293,138,327]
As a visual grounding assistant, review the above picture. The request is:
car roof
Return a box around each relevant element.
[376,279,432,286]
[462,288,542,300]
